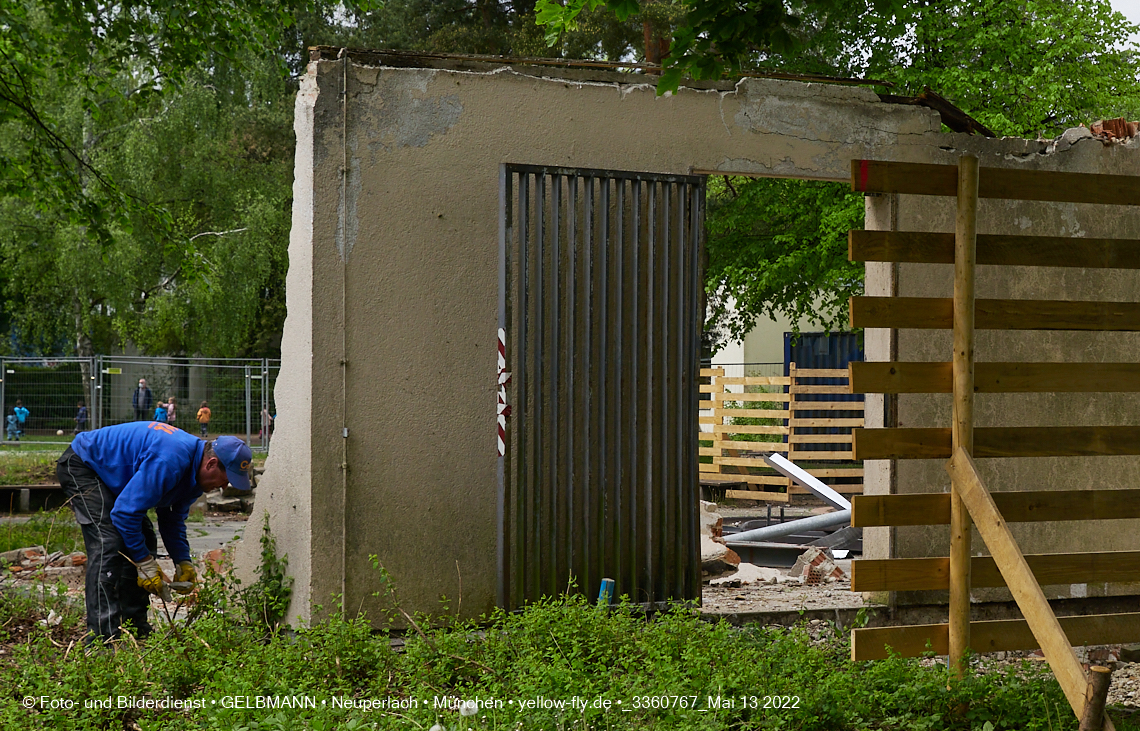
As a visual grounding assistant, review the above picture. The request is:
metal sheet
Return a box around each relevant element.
[500,165,705,609]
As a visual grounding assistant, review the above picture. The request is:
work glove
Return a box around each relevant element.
[172,561,197,594]
[136,556,172,602]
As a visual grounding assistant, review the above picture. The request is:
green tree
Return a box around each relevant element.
[0,1,374,358]
[705,177,863,348]
[594,0,1140,347]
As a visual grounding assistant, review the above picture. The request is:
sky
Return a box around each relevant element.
[1112,0,1140,43]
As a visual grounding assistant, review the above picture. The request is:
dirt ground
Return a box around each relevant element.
[701,564,865,614]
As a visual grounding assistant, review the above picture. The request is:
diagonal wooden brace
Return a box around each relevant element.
[946,448,1114,730]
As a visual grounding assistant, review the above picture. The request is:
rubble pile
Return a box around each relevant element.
[1,545,86,579]
[204,486,256,513]
[699,501,740,578]
[789,547,847,585]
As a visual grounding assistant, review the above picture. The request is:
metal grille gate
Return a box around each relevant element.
[498,164,705,609]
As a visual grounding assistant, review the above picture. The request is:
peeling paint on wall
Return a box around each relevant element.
[335,154,361,260]
[360,71,464,155]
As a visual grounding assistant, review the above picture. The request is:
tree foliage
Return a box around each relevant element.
[683,0,1140,346]
[0,0,376,358]
[705,177,863,348]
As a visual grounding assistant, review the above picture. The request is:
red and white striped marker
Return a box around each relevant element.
[497,327,511,456]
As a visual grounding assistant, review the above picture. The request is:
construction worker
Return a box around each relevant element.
[56,421,252,641]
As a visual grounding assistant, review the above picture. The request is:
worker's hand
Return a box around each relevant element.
[136,556,172,602]
[172,561,197,594]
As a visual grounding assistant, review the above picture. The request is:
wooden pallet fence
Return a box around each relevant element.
[699,365,864,502]
[847,156,1140,728]
[786,363,865,498]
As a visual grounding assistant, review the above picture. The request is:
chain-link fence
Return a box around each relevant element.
[1,356,279,451]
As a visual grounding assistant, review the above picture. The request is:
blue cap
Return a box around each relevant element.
[212,436,253,491]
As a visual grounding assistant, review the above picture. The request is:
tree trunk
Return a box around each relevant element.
[642,20,670,65]
[74,302,95,423]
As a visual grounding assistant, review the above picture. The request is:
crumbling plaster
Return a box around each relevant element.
[235,55,1140,622]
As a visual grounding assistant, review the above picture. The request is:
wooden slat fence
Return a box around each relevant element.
[846,156,1140,729]
[699,364,864,502]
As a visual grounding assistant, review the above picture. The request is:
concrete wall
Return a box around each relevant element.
[236,50,1140,623]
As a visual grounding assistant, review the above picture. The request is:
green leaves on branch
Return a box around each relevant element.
[535,0,904,93]
[535,0,639,47]
[705,177,864,347]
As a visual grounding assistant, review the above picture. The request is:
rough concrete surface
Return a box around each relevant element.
[240,50,1140,624]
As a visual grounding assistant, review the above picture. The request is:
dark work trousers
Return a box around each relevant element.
[57,447,156,641]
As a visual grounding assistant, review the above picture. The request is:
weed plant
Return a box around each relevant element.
[1,558,1125,730]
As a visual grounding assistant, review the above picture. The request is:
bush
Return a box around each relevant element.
[0,527,1120,730]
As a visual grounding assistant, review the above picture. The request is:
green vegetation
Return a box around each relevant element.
[1,566,1125,730]
[0,509,83,555]
[0,451,59,486]
[533,1,1140,345]
[234,513,294,633]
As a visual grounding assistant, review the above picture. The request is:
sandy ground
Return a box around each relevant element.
[701,561,865,614]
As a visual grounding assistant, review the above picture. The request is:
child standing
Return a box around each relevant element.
[13,400,28,437]
[165,396,177,425]
[74,401,88,434]
[6,409,19,441]
[196,401,211,438]
[153,400,168,423]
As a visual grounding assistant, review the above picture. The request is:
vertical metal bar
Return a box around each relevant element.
[91,356,97,431]
[567,172,579,588]
[263,360,270,449]
[605,178,620,596]
[244,365,252,446]
[550,173,563,595]
[663,182,677,599]
[686,182,702,597]
[645,179,657,603]
[676,184,689,599]
[534,171,546,603]
[950,155,979,677]
[517,171,531,609]
[581,175,596,592]
[594,178,606,587]
[497,164,511,609]
[629,178,641,599]
[565,174,577,588]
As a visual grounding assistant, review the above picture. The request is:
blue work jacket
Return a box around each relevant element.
[72,421,205,563]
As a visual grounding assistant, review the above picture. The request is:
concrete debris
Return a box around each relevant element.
[206,490,245,512]
[699,500,724,540]
[206,488,256,513]
[790,547,847,585]
[709,562,802,587]
[0,545,44,564]
[700,501,740,578]
[1120,644,1140,664]
[1,545,86,575]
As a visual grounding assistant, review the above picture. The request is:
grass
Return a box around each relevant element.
[0,509,84,555]
[0,451,60,486]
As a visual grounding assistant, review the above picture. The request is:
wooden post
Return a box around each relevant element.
[711,370,724,477]
[787,362,797,495]
[1080,666,1113,731]
[946,449,1093,723]
[949,154,979,677]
